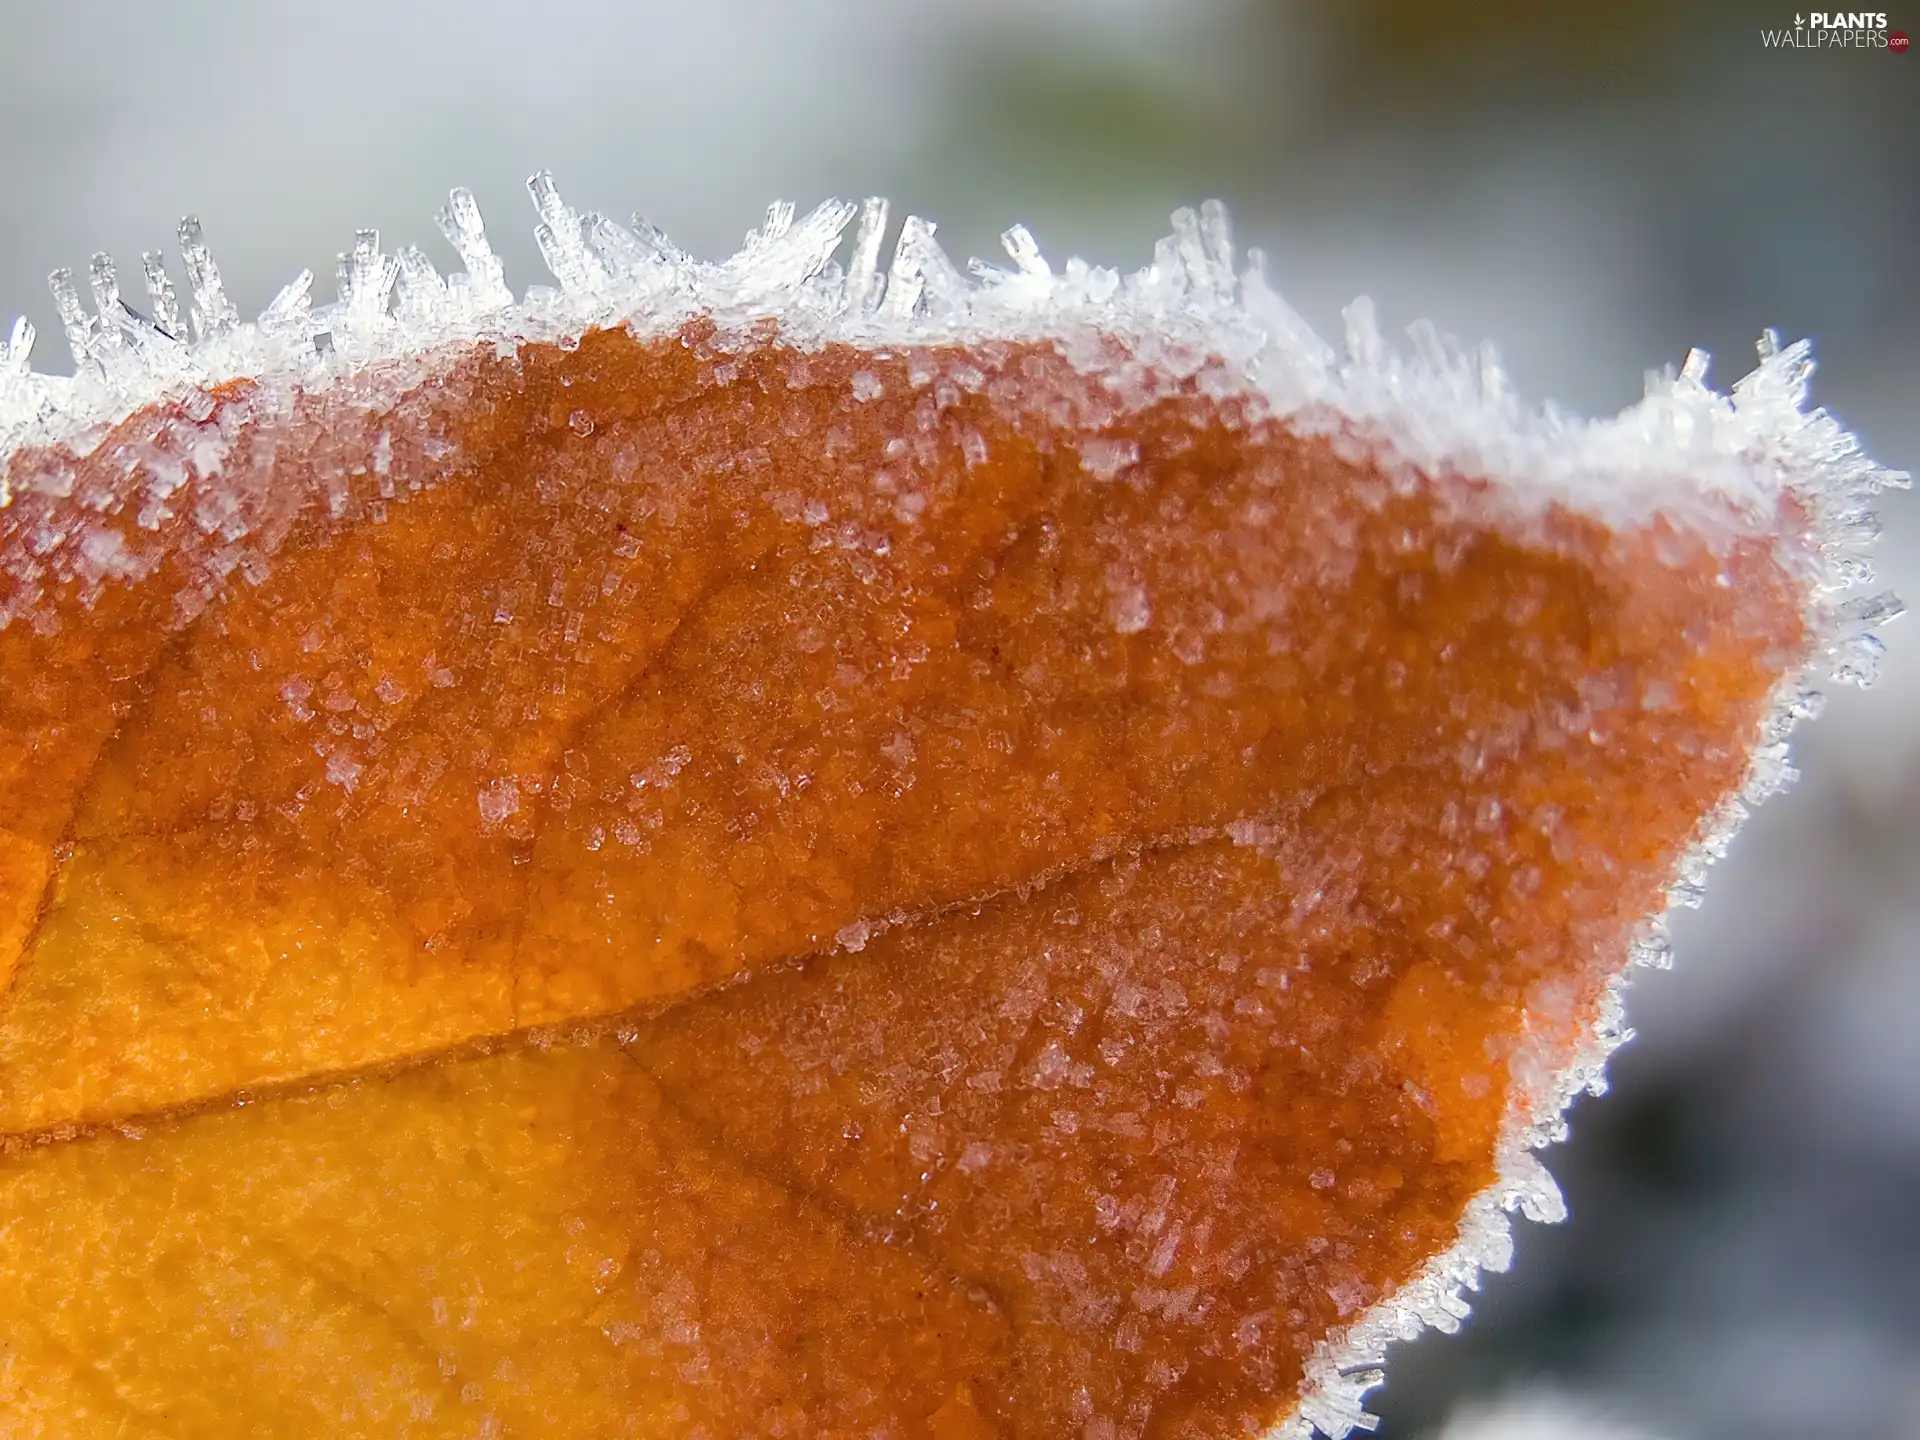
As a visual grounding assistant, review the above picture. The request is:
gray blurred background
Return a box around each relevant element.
[2,2,1914,1436]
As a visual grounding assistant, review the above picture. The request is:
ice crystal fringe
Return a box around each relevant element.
[0,176,1906,1439]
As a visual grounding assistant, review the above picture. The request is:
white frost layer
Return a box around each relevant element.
[0,179,1907,1438]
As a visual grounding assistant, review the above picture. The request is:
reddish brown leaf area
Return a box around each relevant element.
[0,322,1805,1436]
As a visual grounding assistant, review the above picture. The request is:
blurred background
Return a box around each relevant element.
[2,2,1914,1436]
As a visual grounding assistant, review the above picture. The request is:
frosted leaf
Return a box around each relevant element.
[0,182,1903,1440]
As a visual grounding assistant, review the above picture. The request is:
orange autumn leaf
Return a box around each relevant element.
[0,188,1900,1438]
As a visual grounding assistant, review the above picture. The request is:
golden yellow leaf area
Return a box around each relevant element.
[0,322,1805,1437]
